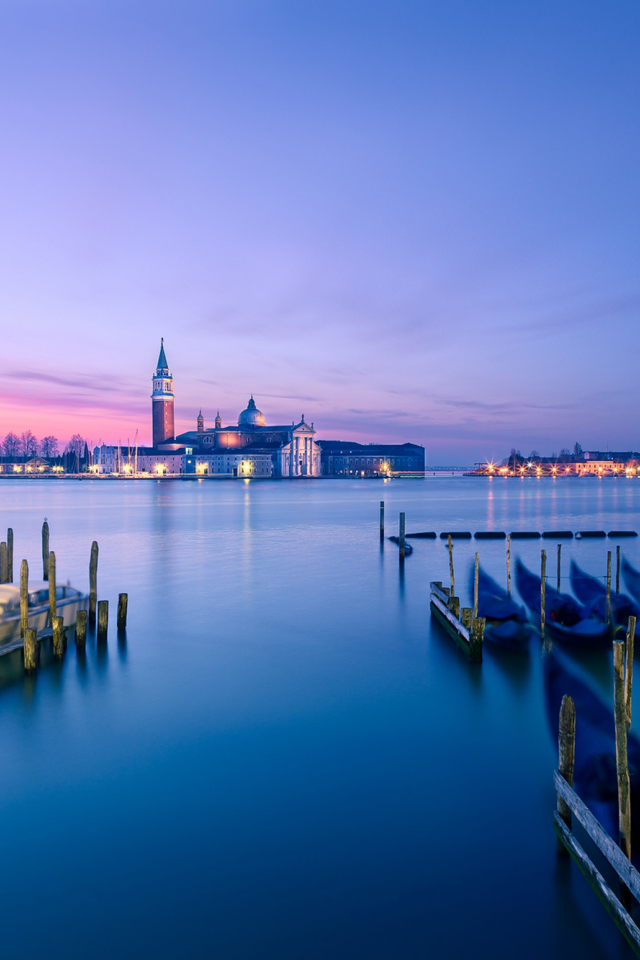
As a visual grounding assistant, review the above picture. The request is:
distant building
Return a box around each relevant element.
[151,339,175,446]
[317,441,425,478]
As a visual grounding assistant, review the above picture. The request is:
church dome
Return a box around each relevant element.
[238,395,266,427]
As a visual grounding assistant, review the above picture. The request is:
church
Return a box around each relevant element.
[151,340,321,478]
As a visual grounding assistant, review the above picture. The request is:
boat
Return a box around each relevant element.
[544,647,640,858]
[471,566,534,650]
[622,557,640,606]
[570,560,639,628]
[0,581,88,647]
[387,537,413,556]
[515,558,611,646]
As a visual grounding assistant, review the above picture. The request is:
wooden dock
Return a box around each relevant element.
[429,581,484,662]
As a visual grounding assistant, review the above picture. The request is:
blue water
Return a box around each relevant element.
[0,477,638,959]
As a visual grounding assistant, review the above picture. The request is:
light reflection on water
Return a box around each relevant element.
[0,477,637,959]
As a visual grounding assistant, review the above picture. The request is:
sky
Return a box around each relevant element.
[0,0,638,464]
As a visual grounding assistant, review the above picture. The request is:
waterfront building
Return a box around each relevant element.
[317,441,425,478]
[151,339,175,446]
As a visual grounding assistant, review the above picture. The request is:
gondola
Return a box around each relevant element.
[544,647,640,858]
[622,557,640,606]
[515,558,611,646]
[471,566,534,650]
[570,559,639,628]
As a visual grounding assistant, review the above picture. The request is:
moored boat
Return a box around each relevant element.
[570,559,639,628]
[0,581,88,647]
[622,557,640,606]
[515,558,611,646]
[471,566,534,650]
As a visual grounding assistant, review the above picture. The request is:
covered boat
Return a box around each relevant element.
[0,581,88,647]
[515,558,610,646]
[570,559,639,628]
[622,557,640,606]
[471,566,533,650]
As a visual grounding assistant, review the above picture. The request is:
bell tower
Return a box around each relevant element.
[151,339,175,446]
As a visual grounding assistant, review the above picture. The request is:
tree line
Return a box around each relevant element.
[1,432,89,462]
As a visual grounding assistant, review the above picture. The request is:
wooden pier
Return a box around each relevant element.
[429,581,484,662]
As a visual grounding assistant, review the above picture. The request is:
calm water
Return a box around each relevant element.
[0,477,638,959]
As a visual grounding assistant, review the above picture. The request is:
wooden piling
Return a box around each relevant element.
[23,628,37,672]
[557,543,561,592]
[52,616,64,659]
[97,600,108,640]
[473,553,479,619]
[0,542,7,584]
[541,550,547,640]
[614,641,631,863]
[379,501,384,541]
[76,610,87,648]
[89,541,98,625]
[448,535,455,595]
[506,534,511,598]
[617,545,621,594]
[48,551,56,621]
[117,593,128,630]
[607,551,612,626]
[399,513,405,560]
[626,616,636,730]
[7,527,13,583]
[460,607,473,631]
[448,595,460,619]
[470,617,484,662]
[557,694,576,833]
[42,519,49,580]
[20,559,28,638]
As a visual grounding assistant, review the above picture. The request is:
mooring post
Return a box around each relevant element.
[76,610,87,649]
[448,595,460,619]
[557,543,561,592]
[48,551,56,622]
[379,501,384,541]
[506,534,511,598]
[541,550,547,640]
[97,600,108,640]
[23,628,37,672]
[52,616,64,660]
[607,551,612,626]
[0,541,7,584]
[448,535,455,596]
[460,608,472,631]
[89,541,98,625]
[617,545,621,594]
[20,559,28,638]
[117,593,128,630]
[557,694,576,852]
[399,513,405,560]
[613,640,631,862]
[473,552,479,619]
[42,519,49,580]
[7,527,13,583]
[626,616,636,730]
[470,618,484,662]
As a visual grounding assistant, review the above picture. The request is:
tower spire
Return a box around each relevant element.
[156,338,169,374]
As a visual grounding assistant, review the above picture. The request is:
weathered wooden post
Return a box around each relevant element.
[42,519,49,580]
[89,541,98,625]
[52,616,64,659]
[557,694,576,852]
[460,608,472,631]
[448,595,460,619]
[448,535,455,596]
[613,640,631,861]
[23,628,37,672]
[607,551,612,626]
[117,593,128,630]
[626,616,636,730]
[0,541,7,583]
[557,543,562,592]
[506,534,511,598]
[7,527,13,583]
[97,600,108,640]
[541,550,547,640]
[470,618,484,662]
[399,513,405,560]
[617,545,621,594]
[20,559,28,638]
[379,501,384,541]
[76,610,87,648]
[48,551,56,622]
[473,552,479,619]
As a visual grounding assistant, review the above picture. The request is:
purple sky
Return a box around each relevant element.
[0,0,638,463]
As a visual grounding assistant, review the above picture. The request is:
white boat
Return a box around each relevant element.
[0,581,89,646]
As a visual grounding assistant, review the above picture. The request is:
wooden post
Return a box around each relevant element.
[614,641,631,863]
[23,628,37,672]
[617,545,621,594]
[0,542,7,583]
[460,607,472,631]
[48,551,56,622]
[506,534,511,598]
[626,616,636,730]
[470,617,484,662]
[89,541,98,625]
[607,551,612,626]
[541,550,546,640]
[473,552,479,619]
[20,559,28,638]
[117,593,128,630]
[557,543,561,592]
[379,501,384,541]
[448,535,454,596]
[557,694,576,850]
[7,527,13,583]
[42,519,49,580]
[399,513,405,560]
[76,610,87,648]
[97,599,108,640]
[448,595,460,619]
[52,616,64,659]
